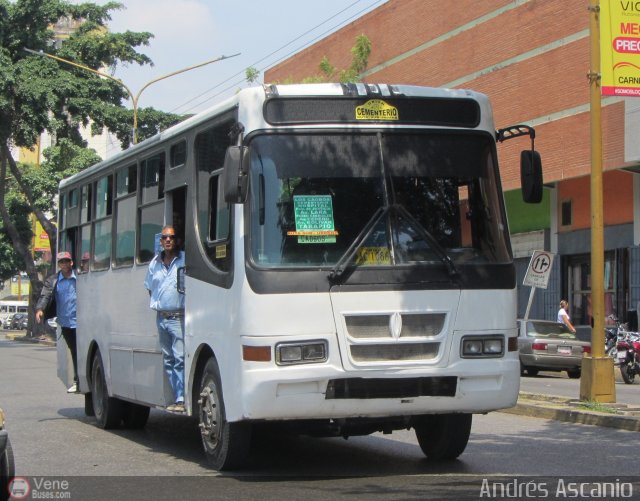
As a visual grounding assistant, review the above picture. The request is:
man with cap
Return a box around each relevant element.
[36,251,79,393]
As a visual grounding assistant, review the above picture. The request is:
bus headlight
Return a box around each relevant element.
[276,340,328,365]
[460,336,504,358]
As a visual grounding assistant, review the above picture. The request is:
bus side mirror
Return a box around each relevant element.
[177,266,186,294]
[520,150,543,203]
[223,146,249,204]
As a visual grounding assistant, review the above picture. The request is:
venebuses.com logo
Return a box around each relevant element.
[7,476,71,499]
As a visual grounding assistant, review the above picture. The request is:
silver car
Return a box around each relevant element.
[517,319,591,378]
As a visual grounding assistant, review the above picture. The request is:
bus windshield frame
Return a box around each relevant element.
[246,129,511,279]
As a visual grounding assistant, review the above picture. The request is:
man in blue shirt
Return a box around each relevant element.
[144,226,186,413]
[35,251,78,393]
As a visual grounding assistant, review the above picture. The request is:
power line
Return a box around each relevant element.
[172,0,385,115]
[102,0,384,157]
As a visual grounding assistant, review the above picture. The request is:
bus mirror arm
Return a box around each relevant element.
[223,146,249,203]
[496,124,543,204]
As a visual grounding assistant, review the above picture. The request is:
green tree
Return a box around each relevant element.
[0,0,181,327]
[300,34,371,83]
[245,66,260,84]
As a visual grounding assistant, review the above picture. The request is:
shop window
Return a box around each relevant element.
[561,200,572,227]
[567,252,615,326]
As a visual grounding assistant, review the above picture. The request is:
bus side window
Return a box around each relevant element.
[195,120,234,272]
[138,153,165,263]
[115,165,137,268]
[92,174,113,271]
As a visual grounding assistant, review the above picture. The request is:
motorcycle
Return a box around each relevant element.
[616,330,640,384]
[605,315,626,360]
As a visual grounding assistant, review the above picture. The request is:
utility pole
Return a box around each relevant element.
[580,0,616,403]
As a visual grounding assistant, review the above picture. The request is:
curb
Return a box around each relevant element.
[2,331,56,347]
[501,392,640,432]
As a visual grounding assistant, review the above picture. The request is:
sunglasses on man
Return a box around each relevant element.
[160,234,176,241]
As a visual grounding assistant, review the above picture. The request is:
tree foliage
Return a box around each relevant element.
[0,0,182,327]
[245,66,260,84]
[300,34,371,84]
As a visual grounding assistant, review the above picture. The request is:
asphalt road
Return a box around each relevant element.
[1,339,639,500]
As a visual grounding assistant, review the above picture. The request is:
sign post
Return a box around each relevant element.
[522,250,555,321]
[582,0,616,403]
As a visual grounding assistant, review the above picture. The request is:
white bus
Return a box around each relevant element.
[57,83,542,469]
[0,300,28,328]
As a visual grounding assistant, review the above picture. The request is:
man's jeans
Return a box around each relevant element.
[156,315,185,403]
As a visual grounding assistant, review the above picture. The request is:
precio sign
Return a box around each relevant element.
[601,0,640,96]
[523,250,555,289]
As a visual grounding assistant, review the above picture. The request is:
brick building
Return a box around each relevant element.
[265,0,640,330]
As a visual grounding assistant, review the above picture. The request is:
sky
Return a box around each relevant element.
[101,0,387,116]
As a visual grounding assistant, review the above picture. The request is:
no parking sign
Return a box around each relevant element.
[523,250,555,289]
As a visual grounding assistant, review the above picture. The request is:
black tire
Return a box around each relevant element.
[198,358,251,470]
[121,402,150,429]
[91,352,123,429]
[526,368,539,377]
[567,369,581,379]
[620,363,636,384]
[414,413,472,461]
[0,436,15,501]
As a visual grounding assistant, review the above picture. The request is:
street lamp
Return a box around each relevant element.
[23,47,239,144]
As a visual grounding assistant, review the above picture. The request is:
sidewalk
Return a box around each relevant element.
[502,391,640,432]
[2,329,56,347]
[3,331,640,432]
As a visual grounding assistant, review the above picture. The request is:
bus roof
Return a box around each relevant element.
[59,83,493,190]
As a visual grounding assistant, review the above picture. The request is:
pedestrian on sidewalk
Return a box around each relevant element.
[557,299,576,334]
[35,251,79,393]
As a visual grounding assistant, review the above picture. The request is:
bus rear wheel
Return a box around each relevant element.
[414,413,472,461]
[198,358,251,470]
[91,352,123,429]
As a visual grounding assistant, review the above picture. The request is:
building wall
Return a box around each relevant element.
[558,171,634,233]
[265,0,640,324]
[265,0,633,190]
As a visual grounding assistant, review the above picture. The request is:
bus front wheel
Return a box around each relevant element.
[198,358,251,470]
[414,413,472,461]
[91,352,123,429]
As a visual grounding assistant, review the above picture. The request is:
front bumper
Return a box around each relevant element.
[228,358,520,422]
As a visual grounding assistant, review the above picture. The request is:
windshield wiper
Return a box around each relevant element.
[393,204,459,279]
[329,203,459,283]
[329,206,387,283]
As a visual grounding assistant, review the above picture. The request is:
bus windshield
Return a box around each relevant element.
[248,131,510,270]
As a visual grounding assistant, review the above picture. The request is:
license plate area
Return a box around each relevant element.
[617,350,627,360]
[558,346,572,355]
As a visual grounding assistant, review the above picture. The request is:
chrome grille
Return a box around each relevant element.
[343,313,445,363]
[345,313,445,338]
[351,343,439,362]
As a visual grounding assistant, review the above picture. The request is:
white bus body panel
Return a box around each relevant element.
[72,267,173,406]
[186,267,519,422]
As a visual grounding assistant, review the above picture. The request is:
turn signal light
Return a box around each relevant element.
[242,345,271,362]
